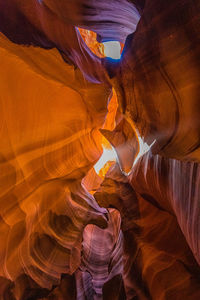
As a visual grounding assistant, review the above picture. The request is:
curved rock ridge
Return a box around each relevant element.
[113,0,200,161]
[43,0,140,43]
[76,209,123,299]
[100,118,139,175]
[0,30,111,297]
[95,158,200,299]
[0,0,200,299]
[129,152,200,268]
[0,0,140,83]
[0,0,109,83]
[0,177,108,297]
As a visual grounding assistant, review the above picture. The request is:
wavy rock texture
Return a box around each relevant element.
[113,0,200,161]
[0,0,200,299]
[0,0,110,83]
[0,21,110,299]
[95,160,200,299]
[43,0,140,43]
[76,208,123,299]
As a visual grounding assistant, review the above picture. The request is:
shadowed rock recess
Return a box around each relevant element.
[0,0,200,299]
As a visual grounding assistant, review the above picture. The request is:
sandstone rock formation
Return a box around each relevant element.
[0,0,200,299]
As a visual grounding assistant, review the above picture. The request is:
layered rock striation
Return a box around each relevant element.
[0,0,200,299]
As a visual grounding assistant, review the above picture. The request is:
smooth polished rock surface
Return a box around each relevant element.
[0,0,200,299]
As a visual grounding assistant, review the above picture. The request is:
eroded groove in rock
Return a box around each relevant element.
[113,0,200,161]
[0,0,200,299]
[0,0,111,83]
[43,0,140,43]
[95,159,200,299]
[0,18,111,297]
[76,209,123,299]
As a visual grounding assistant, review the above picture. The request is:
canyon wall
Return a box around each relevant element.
[0,0,200,299]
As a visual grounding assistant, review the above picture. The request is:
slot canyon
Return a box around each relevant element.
[0,0,200,299]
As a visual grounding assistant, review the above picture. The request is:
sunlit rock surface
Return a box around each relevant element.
[0,0,200,299]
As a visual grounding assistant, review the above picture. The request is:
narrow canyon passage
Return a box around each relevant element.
[0,0,200,299]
